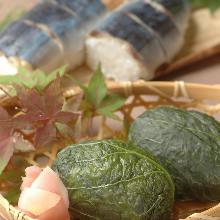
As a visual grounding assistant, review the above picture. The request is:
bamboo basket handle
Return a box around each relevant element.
[64,80,220,101]
[0,194,34,220]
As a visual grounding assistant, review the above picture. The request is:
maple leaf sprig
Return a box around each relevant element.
[0,67,79,176]
[14,77,79,147]
[0,107,34,174]
[69,65,126,120]
[0,106,32,204]
[0,65,66,96]
[67,65,126,135]
[0,65,125,180]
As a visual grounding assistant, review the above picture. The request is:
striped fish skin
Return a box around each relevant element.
[53,0,106,17]
[86,11,165,81]
[86,0,189,81]
[0,21,61,72]
[153,0,190,32]
[120,0,183,61]
[0,0,107,74]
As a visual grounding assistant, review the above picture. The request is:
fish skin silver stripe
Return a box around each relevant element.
[46,0,78,17]
[124,11,168,59]
[22,19,64,54]
[144,0,181,34]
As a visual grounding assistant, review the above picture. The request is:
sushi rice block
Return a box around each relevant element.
[86,0,190,81]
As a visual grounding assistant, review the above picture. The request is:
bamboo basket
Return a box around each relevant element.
[1,1,220,220]
[1,81,220,219]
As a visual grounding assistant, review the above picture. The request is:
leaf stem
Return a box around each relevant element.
[88,115,94,137]
[0,86,13,98]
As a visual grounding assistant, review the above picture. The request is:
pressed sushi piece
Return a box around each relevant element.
[86,11,166,81]
[86,0,189,81]
[0,0,107,75]
[0,20,62,75]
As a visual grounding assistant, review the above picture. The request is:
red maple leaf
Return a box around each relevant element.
[0,107,13,159]
[0,107,34,174]
[14,77,79,147]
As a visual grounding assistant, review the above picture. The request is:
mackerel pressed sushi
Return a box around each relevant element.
[86,12,165,81]
[86,0,190,81]
[0,0,107,75]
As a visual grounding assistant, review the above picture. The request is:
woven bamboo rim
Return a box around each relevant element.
[1,80,220,220]
[64,80,220,102]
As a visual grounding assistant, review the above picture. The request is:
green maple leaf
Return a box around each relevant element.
[97,94,125,120]
[0,65,66,95]
[70,65,126,120]
[86,65,107,108]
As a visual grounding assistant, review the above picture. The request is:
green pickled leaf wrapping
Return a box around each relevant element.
[129,106,220,201]
[52,140,174,220]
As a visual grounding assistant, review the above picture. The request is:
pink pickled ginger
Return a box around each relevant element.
[18,166,70,220]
